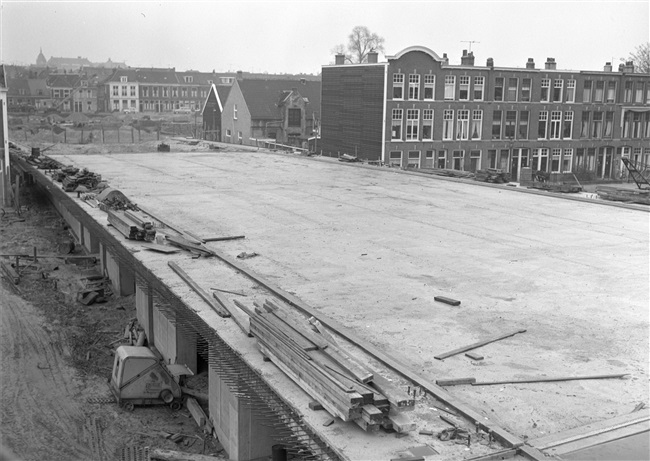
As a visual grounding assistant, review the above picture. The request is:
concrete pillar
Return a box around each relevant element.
[153,303,177,364]
[82,225,99,253]
[105,248,135,296]
[209,358,282,460]
[135,283,153,343]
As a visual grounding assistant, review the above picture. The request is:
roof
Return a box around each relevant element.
[47,74,81,88]
[108,68,179,85]
[47,56,93,68]
[201,84,232,115]
[238,79,321,120]
[27,79,48,94]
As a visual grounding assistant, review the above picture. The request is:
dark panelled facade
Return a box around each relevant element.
[320,65,385,160]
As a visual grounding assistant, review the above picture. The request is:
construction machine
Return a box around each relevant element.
[109,346,193,411]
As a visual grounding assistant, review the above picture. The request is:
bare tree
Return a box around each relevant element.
[332,26,385,64]
[629,42,650,73]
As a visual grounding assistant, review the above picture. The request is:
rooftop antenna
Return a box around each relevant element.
[461,41,480,53]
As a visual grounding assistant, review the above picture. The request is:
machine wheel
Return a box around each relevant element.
[170,401,182,411]
[123,402,135,412]
[160,389,174,404]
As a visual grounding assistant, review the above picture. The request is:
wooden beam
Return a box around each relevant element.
[202,235,245,242]
[434,329,527,360]
[472,374,629,386]
[167,261,230,318]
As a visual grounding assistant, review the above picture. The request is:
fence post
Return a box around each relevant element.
[131,127,134,143]
[81,128,84,144]
[117,127,120,143]
[102,127,105,143]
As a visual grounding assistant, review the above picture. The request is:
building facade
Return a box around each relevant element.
[321,46,650,182]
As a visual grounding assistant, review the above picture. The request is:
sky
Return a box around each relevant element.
[1,0,648,74]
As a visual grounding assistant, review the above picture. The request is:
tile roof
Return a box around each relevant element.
[47,74,81,88]
[107,68,179,84]
[47,56,93,67]
[238,79,321,120]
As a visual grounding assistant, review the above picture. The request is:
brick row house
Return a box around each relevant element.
[320,46,650,182]
[219,77,321,148]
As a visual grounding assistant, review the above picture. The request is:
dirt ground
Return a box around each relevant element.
[0,185,225,461]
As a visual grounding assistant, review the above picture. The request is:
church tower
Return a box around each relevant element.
[36,48,47,67]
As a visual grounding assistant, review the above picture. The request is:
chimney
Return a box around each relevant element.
[486,57,494,68]
[624,61,635,73]
[618,63,625,72]
[442,53,449,65]
[236,70,243,80]
[526,58,535,69]
[603,62,612,72]
[461,50,475,66]
[544,57,556,70]
[335,54,345,65]
[367,51,378,63]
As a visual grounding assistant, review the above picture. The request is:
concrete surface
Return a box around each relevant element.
[51,149,649,458]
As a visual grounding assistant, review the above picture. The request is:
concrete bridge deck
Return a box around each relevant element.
[47,149,649,460]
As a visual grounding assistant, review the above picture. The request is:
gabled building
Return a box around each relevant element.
[221,78,321,147]
[201,83,231,141]
[103,68,141,112]
[47,73,82,112]
[321,47,650,182]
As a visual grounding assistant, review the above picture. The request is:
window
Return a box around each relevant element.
[604,111,614,138]
[540,78,550,102]
[550,111,562,139]
[121,85,127,96]
[181,87,188,97]
[191,88,197,98]
[632,112,643,138]
[184,76,194,83]
[521,78,531,102]
[424,75,435,100]
[494,77,504,101]
[422,109,433,140]
[580,112,590,138]
[518,111,529,139]
[437,150,446,169]
[553,79,563,102]
[225,129,232,140]
[444,75,455,100]
[130,85,136,97]
[172,87,178,97]
[474,76,484,100]
[238,131,243,143]
[233,104,238,120]
[551,148,562,173]
[469,150,481,172]
[594,81,604,102]
[624,81,633,102]
[635,82,644,103]
[406,109,419,140]
[391,108,403,140]
[407,151,420,168]
[592,112,603,138]
[459,76,470,100]
[583,80,592,103]
[152,87,159,97]
[488,149,497,169]
[505,111,517,139]
[563,111,573,139]
[408,74,420,100]
[452,150,464,170]
[443,109,454,140]
[389,151,402,166]
[606,81,616,103]
[646,86,650,104]
[456,109,469,140]
[393,73,404,99]
[507,78,518,101]
[563,149,573,173]
[538,111,548,139]
[645,113,650,137]
[532,148,549,171]
[622,112,630,138]
[586,148,596,171]
[120,76,127,83]
[288,108,301,127]
[492,110,502,140]
[471,110,482,139]
[112,85,119,96]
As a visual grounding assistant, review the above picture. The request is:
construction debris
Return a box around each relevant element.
[107,209,156,241]
[596,186,650,205]
[465,351,484,361]
[474,169,510,183]
[434,296,461,306]
[436,377,477,387]
[434,329,527,360]
[419,168,475,179]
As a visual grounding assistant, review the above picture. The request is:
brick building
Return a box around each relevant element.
[320,46,650,182]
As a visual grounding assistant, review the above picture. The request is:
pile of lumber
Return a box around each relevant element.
[61,168,102,192]
[107,209,156,241]
[239,299,415,432]
[596,186,650,205]
[419,168,475,179]
[529,183,582,193]
[474,168,510,184]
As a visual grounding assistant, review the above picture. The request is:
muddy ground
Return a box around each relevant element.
[0,185,225,461]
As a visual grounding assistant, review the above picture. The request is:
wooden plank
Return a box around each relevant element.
[465,351,484,361]
[207,247,527,449]
[186,396,207,427]
[436,377,476,386]
[264,300,330,350]
[1,261,20,284]
[370,373,415,411]
[321,343,374,384]
[211,292,251,336]
[361,404,384,423]
[202,235,245,242]
[472,373,629,386]
[434,329,527,360]
[388,409,416,433]
[255,310,318,351]
[139,243,180,254]
[167,261,230,318]
[308,317,340,346]
[434,296,461,306]
[211,287,246,296]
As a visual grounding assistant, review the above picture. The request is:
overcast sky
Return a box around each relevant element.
[1,1,648,74]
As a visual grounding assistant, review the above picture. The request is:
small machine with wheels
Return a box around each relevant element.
[109,345,193,411]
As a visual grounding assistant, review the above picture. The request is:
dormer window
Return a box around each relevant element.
[184,76,193,83]
[120,76,127,83]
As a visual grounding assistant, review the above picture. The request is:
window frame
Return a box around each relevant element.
[391,108,403,140]
[553,79,563,102]
[456,109,470,140]
[393,73,405,100]
[540,78,550,102]
[471,109,483,140]
[550,110,562,140]
[563,111,573,139]
[422,109,434,140]
[406,108,420,141]
[473,76,485,101]
[538,110,549,139]
[442,109,454,140]
[494,77,504,101]
[444,75,456,100]
[408,74,420,100]
[423,75,435,100]
[459,76,470,101]
[565,80,576,103]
